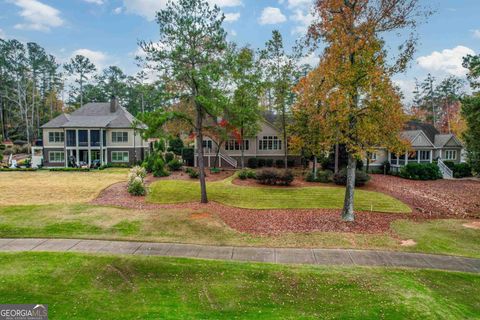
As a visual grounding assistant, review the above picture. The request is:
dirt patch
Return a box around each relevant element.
[190,212,212,220]
[400,239,417,247]
[463,221,480,230]
[366,174,480,219]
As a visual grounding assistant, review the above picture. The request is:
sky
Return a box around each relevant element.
[0,0,479,103]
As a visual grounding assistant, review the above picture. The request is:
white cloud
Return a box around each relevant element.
[417,45,475,77]
[286,0,312,9]
[72,49,109,70]
[472,29,480,39]
[290,9,314,34]
[10,0,64,32]
[113,7,123,14]
[83,0,104,4]
[393,79,416,104]
[259,7,287,25]
[124,0,242,21]
[224,12,240,22]
[298,52,319,67]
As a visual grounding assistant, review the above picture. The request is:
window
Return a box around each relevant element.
[259,136,282,151]
[90,130,100,146]
[49,151,64,163]
[112,132,128,143]
[444,150,457,160]
[66,130,76,147]
[225,140,249,151]
[369,152,378,161]
[202,140,213,150]
[78,130,88,146]
[48,132,64,143]
[419,150,430,162]
[111,151,129,162]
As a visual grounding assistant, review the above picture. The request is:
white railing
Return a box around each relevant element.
[218,150,238,168]
[437,159,453,179]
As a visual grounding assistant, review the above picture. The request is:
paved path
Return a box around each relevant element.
[1,238,479,273]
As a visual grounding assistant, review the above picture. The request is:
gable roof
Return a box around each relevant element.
[434,134,463,148]
[41,102,146,129]
[404,121,439,143]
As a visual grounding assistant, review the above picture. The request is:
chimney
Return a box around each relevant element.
[110,95,117,113]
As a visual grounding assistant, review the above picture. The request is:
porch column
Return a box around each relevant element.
[64,128,67,168]
[405,150,409,165]
[87,129,91,166]
[76,129,79,166]
[430,150,433,163]
[100,129,103,165]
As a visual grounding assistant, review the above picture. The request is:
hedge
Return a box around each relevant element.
[256,168,294,186]
[333,169,371,186]
[399,163,442,180]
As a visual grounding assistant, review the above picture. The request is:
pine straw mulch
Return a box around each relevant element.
[365,174,480,219]
[90,173,480,235]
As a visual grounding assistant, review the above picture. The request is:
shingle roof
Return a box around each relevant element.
[404,121,439,143]
[434,134,462,148]
[41,102,146,129]
[400,130,422,143]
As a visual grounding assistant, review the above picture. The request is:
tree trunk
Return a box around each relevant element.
[282,105,288,169]
[334,143,339,173]
[195,107,208,204]
[341,153,356,222]
[313,155,318,180]
[80,77,83,108]
[240,127,245,169]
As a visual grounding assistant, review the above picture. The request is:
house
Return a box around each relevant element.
[365,121,463,178]
[39,97,148,168]
[194,113,299,168]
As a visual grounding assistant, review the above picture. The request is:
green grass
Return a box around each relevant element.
[1,205,478,258]
[0,252,478,319]
[147,176,411,213]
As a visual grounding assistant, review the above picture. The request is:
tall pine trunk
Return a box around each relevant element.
[240,127,245,169]
[195,106,208,203]
[282,104,288,169]
[334,143,339,173]
[341,152,356,221]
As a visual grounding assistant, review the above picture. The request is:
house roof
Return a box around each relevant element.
[41,102,146,129]
[400,130,422,143]
[404,121,439,143]
[434,134,462,148]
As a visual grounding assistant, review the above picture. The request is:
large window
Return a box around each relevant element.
[66,130,76,147]
[225,140,249,151]
[90,130,100,147]
[259,136,282,151]
[445,150,457,160]
[112,132,128,143]
[419,150,431,162]
[368,152,378,161]
[48,132,64,143]
[111,151,129,162]
[49,151,64,163]
[78,130,88,146]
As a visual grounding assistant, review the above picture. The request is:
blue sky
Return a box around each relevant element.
[1,0,479,102]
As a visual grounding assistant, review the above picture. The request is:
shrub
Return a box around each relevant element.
[305,170,333,183]
[275,159,285,168]
[399,163,442,180]
[210,167,221,174]
[238,169,256,180]
[186,167,199,179]
[257,158,266,168]
[443,161,455,171]
[165,152,175,163]
[453,163,472,178]
[265,159,274,167]
[167,159,183,171]
[127,166,147,196]
[168,137,184,155]
[0,168,37,172]
[333,169,371,187]
[287,159,295,168]
[247,158,258,169]
[50,167,90,172]
[99,163,132,170]
[256,168,294,186]
[181,148,194,166]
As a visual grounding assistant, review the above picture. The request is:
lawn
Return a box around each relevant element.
[0,169,128,206]
[1,204,478,258]
[0,252,478,319]
[148,176,411,213]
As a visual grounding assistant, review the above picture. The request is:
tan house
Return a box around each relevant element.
[39,98,148,167]
[364,121,463,178]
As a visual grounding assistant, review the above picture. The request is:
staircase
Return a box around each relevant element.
[218,150,238,168]
[438,159,453,179]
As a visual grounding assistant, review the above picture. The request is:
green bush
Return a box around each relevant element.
[238,169,256,180]
[165,152,175,163]
[152,158,170,177]
[399,163,442,180]
[167,159,183,171]
[127,166,147,196]
[265,159,274,167]
[453,163,472,178]
[168,137,184,155]
[181,148,194,166]
[275,159,285,168]
[333,169,371,187]
[49,168,90,172]
[247,158,258,169]
[256,168,294,186]
[210,167,221,174]
[186,167,199,179]
[99,163,132,170]
[0,168,37,172]
[305,170,333,183]
[257,158,266,168]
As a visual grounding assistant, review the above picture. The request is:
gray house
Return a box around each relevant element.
[364,121,463,178]
[40,98,148,167]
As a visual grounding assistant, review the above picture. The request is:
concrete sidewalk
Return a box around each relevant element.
[1,238,479,273]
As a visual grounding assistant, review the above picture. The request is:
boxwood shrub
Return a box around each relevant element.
[305,170,334,183]
[333,169,371,187]
[399,163,442,180]
[247,158,258,169]
[256,168,294,186]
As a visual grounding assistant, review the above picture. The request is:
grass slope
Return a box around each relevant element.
[148,176,411,213]
[0,252,479,319]
[1,204,478,258]
[0,169,128,206]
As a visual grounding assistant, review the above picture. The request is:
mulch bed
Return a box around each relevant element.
[91,173,480,236]
[366,174,480,219]
[232,177,329,188]
[155,170,235,182]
